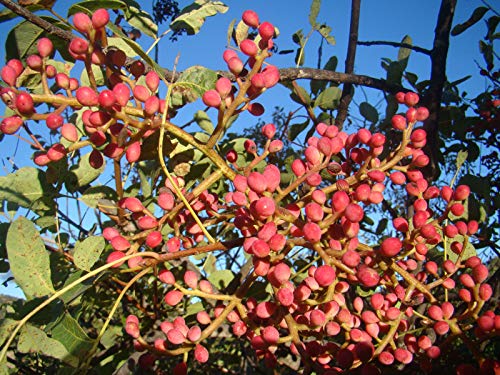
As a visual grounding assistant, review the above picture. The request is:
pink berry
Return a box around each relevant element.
[73,12,92,33]
[0,116,23,134]
[37,37,53,57]
[92,9,109,29]
[344,203,364,222]
[242,10,259,28]
[379,237,402,257]
[76,87,99,107]
[1,66,17,86]
[15,92,34,115]
[240,39,258,56]
[107,251,126,268]
[258,22,274,40]
[202,89,221,107]
[164,290,183,306]
[194,344,209,363]
[314,265,336,287]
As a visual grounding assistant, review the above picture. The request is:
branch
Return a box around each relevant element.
[335,0,361,127]
[421,0,457,180]
[357,40,432,55]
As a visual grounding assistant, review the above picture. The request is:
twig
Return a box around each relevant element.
[357,40,432,55]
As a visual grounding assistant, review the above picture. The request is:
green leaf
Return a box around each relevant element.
[6,217,54,299]
[286,82,311,106]
[398,35,412,70]
[451,7,489,36]
[456,150,468,170]
[80,64,106,87]
[207,269,234,290]
[18,324,78,367]
[81,186,117,208]
[314,86,342,110]
[5,16,72,62]
[73,236,105,272]
[123,4,158,38]
[0,318,17,348]
[288,120,309,142]
[170,0,229,35]
[51,314,93,359]
[479,40,494,69]
[65,152,105,193]
[0,167,56,213]
[186,301,204,317]
[171,66,218,107]
[309,0,321,28]
[359,102,379,123]
[194,110,214,133]
[316,24,335,45]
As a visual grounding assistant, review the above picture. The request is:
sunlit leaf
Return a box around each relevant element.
[170,0,228,35]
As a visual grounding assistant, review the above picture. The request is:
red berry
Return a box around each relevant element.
[240,39,258,56]
[314,265,336,287]
[344,203,364,222]
[92,9,110,29]
[404,92,419,106]
[73,12,92,33]
[15,92,34,115]
[37,37,53,57]
[259,22,275,40]
[303,222,322,243]
[164,290,183,306]
[202,89,221,107]
[1,66,17,86]
[242,10,259,28]
[0,116,23,134]
[194,344,209,363]
[76,87,99,107]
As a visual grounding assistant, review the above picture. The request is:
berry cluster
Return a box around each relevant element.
[0,7,497,375]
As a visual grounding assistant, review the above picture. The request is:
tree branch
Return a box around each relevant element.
[335,0,361,127]
[421,0,457,180]
[357,40,432,55]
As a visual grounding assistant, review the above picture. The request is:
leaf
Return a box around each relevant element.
[194,110,214,133]
[314,86,342,110]
[207,269,234,290]
[170,0,228,35]
[226,18,236,46]
[309,0,321,28]
[285,82,311,106]
[456,150,468,170]
[170,66,218,107]
[451,7,489,36]
[479,40,493,69]
[73,236,105,272]
[398,35,412,70]
[234,20,249,46]
[6,217,54,299]
[123,4,158,38]
[65,152,105,193]
[0,318,17,348]
[80,64,106,87]
[288,120,309,142]
[0,167,56,212]
[51,313,93,359]
[186,301,204,317]
[81,186,118,208]
[316,24,335,45]
[5,16,72,62]
[311,56,338,94]
[359,102,379,123]
[18,324,78,366]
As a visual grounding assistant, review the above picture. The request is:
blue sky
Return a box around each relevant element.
[0,0,495,298]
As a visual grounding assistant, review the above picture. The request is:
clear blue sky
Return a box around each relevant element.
[0,0,494,298]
